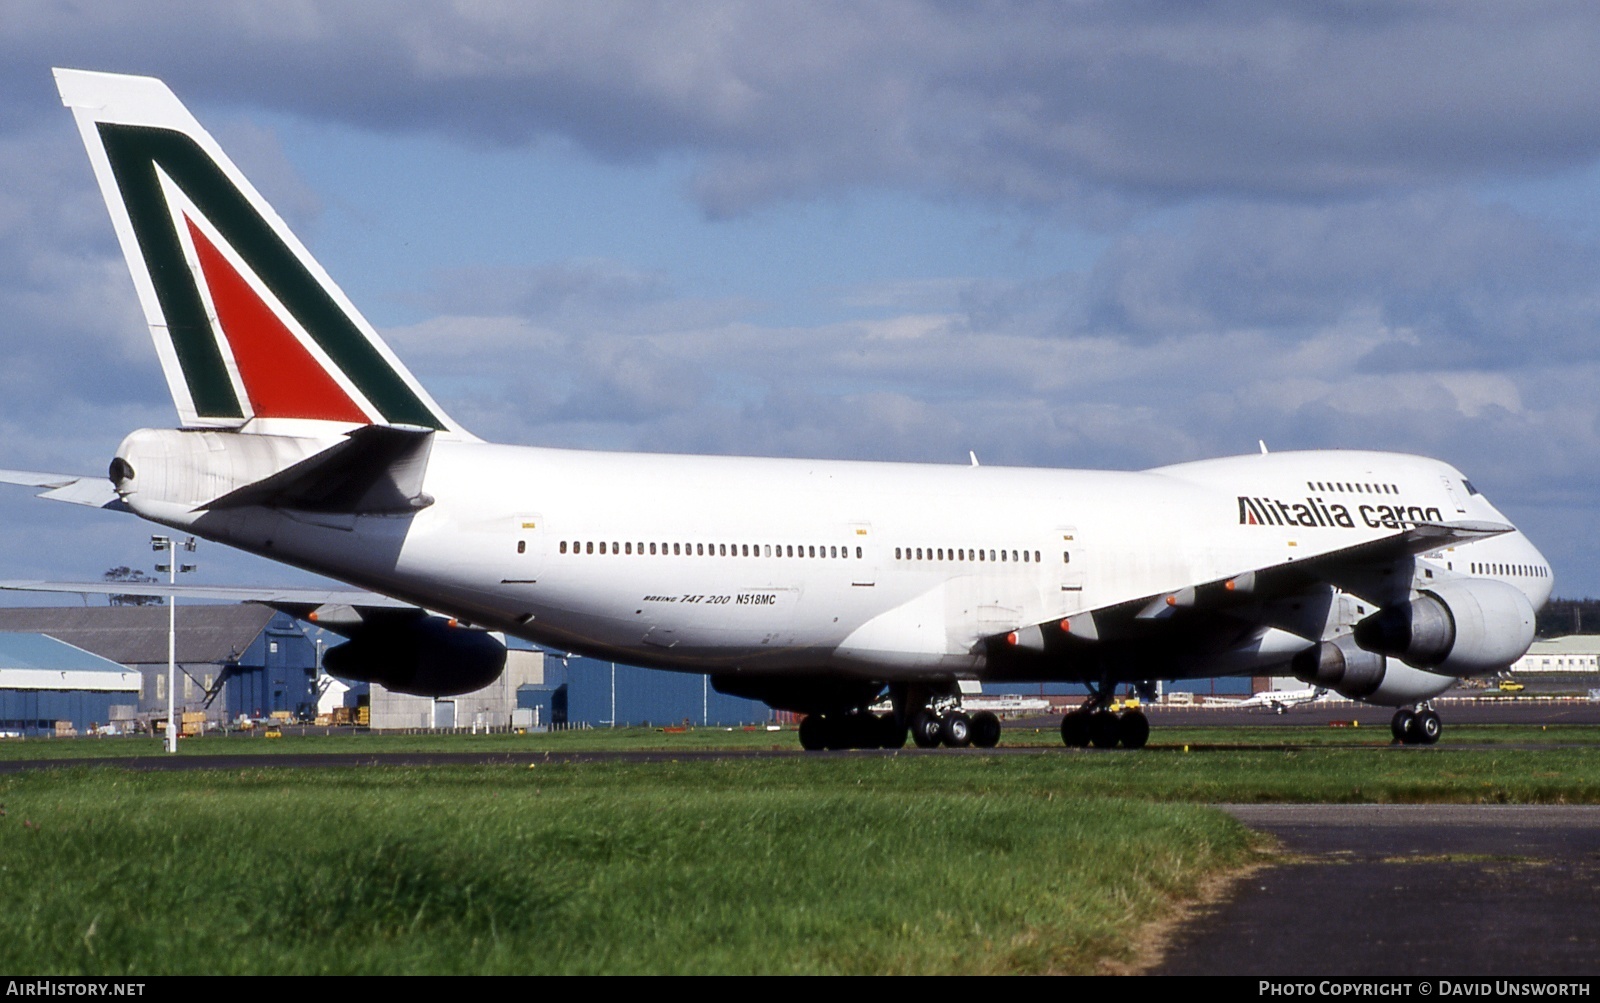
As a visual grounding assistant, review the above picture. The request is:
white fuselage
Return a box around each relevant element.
[121,437,1554,685]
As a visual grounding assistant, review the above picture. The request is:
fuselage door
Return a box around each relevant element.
[504,514,544,584]
[1441,476,1468,515]
[849,522,876,587]
[1057,525,1086,602]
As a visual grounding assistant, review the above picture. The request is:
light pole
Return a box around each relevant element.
[152,535,197,753]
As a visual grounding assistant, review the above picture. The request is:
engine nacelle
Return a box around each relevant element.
[1352,578,1535,676]
[1291,634,1386,698]
[1291,635,1457,704]
[323,616,506,697]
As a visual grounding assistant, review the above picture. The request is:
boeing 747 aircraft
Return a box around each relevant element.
[0,70,1553,750]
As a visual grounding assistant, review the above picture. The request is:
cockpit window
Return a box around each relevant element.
[1463,479,1480,496]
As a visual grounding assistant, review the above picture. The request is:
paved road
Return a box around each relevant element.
[1154,805,1600,976]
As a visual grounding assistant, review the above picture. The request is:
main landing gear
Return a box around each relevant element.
[797,690,1003,751]
[908,704,1002,750]
[1059,686,1150,750]
[1391,705,1442,746]
[798,711,908,751]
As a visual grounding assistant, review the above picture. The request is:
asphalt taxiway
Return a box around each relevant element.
[1154,805,1600,976]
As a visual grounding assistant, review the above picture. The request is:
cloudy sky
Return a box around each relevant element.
[2,2,1600,596]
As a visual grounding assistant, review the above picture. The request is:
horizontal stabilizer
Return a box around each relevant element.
[0,579,414,608]
[0,468,127,510]
[203,424,435,514]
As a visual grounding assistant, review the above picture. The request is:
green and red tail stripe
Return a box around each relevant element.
[55,69,469,438]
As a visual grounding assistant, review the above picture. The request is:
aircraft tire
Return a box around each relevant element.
[1391,709,1417,744]
[1415,709,1442,745]
[878,715,909,749]
[941,710,973,748]
[1060,710,1091,747]
[970,710,1002,749]
[799,715,829,751]
[910,711,943,749]
[1118,710,1150,750]
[1088,711,1121,749]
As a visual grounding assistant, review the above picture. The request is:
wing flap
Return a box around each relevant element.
[992,519,1514,651]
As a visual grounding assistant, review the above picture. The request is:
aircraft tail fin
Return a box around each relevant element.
[54,68,471,439]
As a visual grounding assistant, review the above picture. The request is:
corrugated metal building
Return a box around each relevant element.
[0,633,140,736]
[553,657,771,727]
[1514,636,1600,674]
[0,606,318,727]
[370,649,546,731]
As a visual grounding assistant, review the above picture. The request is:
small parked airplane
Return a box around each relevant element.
[1234,686,1328,715]
[0,70,1553,750]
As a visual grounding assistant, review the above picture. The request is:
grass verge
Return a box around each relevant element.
[0,761,1259,975]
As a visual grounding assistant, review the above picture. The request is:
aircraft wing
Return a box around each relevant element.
[995,519,1513,653]
[0,469,126,510]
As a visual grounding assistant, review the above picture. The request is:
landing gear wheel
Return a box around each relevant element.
[878,715,908,749]
[842,713,879,749]
[1391,709,1417,744]
[1415,709,1442,745]
[824,714,857,750]
[1060,710,1091,748]
[970,710,1002,749]
[1088,711,1121,749]
[1118,710,1150,750]
[799,715,828,751]
[941,710,973,748]
[910,711,943,749]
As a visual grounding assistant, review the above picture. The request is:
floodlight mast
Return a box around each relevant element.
[151,535,196,754]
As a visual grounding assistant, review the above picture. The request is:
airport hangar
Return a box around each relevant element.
[0,603,774,735]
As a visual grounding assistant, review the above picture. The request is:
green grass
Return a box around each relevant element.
[5,720,1600,760]
[0,761,1257,975]
[7,724,1600,973]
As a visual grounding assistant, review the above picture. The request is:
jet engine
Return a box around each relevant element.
[1290,634,1456,704]
[322,616,506,697]
[1352,578,1535,677]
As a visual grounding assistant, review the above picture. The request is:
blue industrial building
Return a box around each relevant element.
[0,632,140,736]
[522,655,771,727]
[0,605,319,728]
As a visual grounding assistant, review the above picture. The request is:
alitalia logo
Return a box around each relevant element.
[95,122,445,430]
[1238,495,1443,530]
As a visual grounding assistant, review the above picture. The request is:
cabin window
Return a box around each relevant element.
[856,546,862,558]
[585,542,594,554]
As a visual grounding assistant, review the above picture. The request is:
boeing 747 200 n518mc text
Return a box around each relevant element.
[0,70,1552,750]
